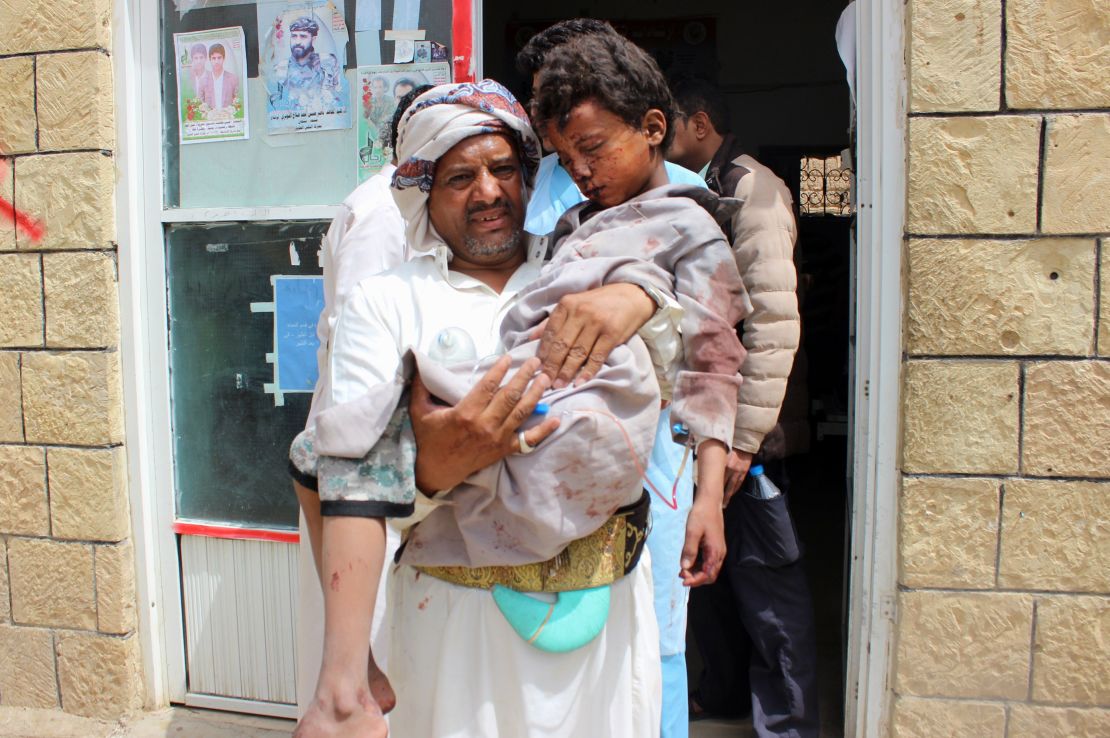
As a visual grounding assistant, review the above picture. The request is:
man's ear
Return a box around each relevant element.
[691,111,712,141]
[641,109,667,147]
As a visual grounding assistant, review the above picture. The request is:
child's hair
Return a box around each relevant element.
[533,33,677,151]
[514,18,618,78]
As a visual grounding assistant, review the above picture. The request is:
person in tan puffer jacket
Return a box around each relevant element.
[669,77,819,738]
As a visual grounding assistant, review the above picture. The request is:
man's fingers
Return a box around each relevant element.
[456,354,512,412]
[536,304,568,364]
[574,333,616,386]
[538,314,586,386]
[500,367,553,431]
[528,317,549,341]
[551,322,597,388]
[484,357,542,423]
[516,416,561,453]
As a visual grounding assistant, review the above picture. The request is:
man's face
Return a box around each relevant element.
[428,133,526,270]
[545,99,658,209]
[372,78,387,97]
[290,29,315,60]
[394,82,414,99]
[667,115,698,170]
[209,51,225,76]
[191,50,207,76]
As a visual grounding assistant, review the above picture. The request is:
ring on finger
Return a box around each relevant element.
[518,430,537,455]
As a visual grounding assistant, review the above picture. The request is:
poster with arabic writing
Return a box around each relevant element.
[174,27,249,144]
[260,1,351,134]
[355,62,450,182]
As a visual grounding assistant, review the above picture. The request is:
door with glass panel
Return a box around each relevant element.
[153,0,465,716]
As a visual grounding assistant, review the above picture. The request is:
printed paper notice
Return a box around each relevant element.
[273,276,325,392]
[356,62,450,182]
[174,27,249,144]
[261,1,352,134]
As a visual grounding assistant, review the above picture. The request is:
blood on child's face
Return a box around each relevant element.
[544,100,657,209]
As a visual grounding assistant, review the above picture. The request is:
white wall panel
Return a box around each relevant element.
[182,536,300,706]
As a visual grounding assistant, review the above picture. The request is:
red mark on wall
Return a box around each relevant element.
[0,157,45,243]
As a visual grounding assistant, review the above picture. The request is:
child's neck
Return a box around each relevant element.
[635,152,671,199]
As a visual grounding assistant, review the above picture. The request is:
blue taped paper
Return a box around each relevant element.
[274,276,325,391]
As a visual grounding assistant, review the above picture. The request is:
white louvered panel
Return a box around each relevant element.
[181,535,299,707]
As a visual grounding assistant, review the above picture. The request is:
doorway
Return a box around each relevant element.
[481,4,855,735]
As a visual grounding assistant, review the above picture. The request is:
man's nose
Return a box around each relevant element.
[471,168,502,203]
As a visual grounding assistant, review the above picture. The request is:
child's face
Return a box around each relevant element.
[545,99,665,209]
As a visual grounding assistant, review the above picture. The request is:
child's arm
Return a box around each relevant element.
[681,439,728,587]
[667,212,754,587]
[668,229,751,451]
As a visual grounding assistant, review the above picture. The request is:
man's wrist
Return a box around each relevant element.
[634,281,668,315]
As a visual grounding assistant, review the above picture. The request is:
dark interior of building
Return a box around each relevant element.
[485,3,854,734]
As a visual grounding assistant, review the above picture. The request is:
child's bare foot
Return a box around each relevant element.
[368,653,396,714]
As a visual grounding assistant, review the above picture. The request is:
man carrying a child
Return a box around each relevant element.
[296,28,752,738]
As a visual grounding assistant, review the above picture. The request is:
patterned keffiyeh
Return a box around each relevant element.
[391,79,542,255]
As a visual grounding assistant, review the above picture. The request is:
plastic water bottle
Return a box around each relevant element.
[428,327,477,365]
[748,464,781,500]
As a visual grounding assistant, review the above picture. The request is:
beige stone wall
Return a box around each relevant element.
[0,0,143,720]
[897,0,1109,735]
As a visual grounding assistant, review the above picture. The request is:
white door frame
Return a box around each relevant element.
[844,0,906,736]
[114,0,182,708]
[114,0,905,729]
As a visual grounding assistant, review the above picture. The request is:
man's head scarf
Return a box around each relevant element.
[391,79,542,255]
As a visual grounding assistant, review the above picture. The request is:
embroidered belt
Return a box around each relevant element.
[414,491,651,593]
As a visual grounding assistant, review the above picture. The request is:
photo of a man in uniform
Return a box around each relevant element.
[265,10,350,132]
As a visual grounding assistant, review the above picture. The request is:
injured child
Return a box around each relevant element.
[291,71,749,573]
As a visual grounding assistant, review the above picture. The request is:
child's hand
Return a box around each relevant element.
[681,440,728,586]
[680,497,726,587]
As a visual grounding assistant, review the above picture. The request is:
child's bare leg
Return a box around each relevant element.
[294,481,324,579]
[295,481,396,713]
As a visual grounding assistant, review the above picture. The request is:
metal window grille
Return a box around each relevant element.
[799,155,852,216]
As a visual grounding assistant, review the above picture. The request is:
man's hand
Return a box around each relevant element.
[295,682,388,738]
[723,449,755,507]
[409,355,561,493]
[533,283,655,389]
[680,496,726,587]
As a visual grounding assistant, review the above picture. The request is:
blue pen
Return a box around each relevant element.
[533,402,550,416]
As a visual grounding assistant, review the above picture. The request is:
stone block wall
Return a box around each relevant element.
[896,0,1109,735]
[0,0,143,720]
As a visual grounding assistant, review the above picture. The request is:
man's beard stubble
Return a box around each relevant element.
[461,227,523,260]
[291,42,314,61]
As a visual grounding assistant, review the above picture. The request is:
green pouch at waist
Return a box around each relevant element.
[491,584,611,653]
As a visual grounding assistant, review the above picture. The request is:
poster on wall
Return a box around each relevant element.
[173,27,250,144]
[356,62,450,182]
[260,1,351,134]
